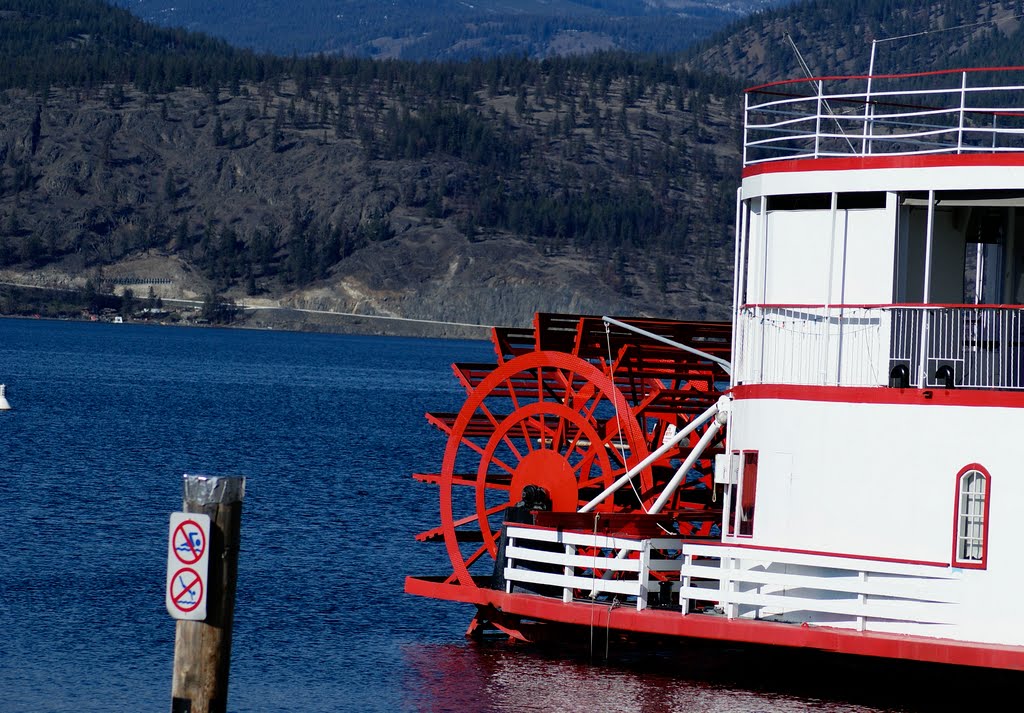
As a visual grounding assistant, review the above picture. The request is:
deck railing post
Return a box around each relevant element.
[679,553,692,616]
[814,81,823,158]
[957,71,967,153]
[742,91,749,165]
[637,541,652,611]
[562,544,573,603]
[723,554,738,619]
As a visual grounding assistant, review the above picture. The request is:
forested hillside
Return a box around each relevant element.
[4,0,1024,335]
[0,1,742,334]
[688,0,1024,83]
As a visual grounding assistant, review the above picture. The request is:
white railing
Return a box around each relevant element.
[744,68,1024,165]
[503,525,684,611]
[737,304,1024,390]
[678,543,961,630]
[503,526,963,632]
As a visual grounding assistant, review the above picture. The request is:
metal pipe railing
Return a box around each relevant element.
[744,68,1024,164]
[737,304,1024,390]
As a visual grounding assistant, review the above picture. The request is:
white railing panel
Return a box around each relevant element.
[676,584,959,624]
[502,526,963,628]
[679,562,959,602]
[504,525,684,611]
[737,305,1024,390]
[744,68,1024,164]
[505,544,644,573]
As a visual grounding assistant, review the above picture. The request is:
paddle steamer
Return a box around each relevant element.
[406,66,1024,670]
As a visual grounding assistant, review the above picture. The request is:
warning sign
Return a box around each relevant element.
[168,567,204,613]
[166,513,210,620]
[172,518,207,565]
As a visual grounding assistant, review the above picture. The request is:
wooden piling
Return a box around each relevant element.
[171,474,245,713]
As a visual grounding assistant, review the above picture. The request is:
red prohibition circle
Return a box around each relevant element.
[172,520,206,565]
[169,567,204,612]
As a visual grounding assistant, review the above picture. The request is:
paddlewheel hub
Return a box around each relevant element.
[510,449,577,513]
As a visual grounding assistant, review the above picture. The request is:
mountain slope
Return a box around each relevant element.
[0,2,744,334]
[111,0,791,59]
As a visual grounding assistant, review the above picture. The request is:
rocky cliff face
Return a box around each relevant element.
[0,70,740,336]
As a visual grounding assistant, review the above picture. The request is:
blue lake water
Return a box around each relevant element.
[0,318,1012,712]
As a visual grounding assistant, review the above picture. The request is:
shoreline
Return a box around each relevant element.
[0,309,494,341]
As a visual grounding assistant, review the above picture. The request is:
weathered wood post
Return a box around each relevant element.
[170,474,245,713]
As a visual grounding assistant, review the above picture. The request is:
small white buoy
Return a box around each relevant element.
[0,384,10,411]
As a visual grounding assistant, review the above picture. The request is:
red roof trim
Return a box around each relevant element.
[744,66,1024,93]
[742,153,1024,178]
[730,383,1024,408]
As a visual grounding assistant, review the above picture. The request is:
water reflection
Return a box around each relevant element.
[403,637,1022,712]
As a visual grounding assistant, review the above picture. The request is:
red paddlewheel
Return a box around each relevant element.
[438,350,654,588]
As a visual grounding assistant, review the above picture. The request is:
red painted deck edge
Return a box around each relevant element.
[405,576,1024,671]
[741,153,1024,178]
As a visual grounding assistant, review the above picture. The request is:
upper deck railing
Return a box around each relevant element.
[736,304,1024,390]
[743,67,1024,166]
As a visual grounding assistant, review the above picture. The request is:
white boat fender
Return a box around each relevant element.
[0,384,10,411]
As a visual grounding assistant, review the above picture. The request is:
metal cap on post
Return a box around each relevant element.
[171,474,245,713]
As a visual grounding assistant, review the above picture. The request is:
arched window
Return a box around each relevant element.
[953,465,990,569]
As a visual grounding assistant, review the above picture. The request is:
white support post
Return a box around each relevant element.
[579,400,720,513]
[862,40,876,155]
[742,91,749,166]
[814,80,823,158]
[505,532,515,594]
[733,192,750,388]
[957,71,967,153]
[679,555,691,616]
[858,570,868,632]
[637,541,652,611]
[919,190,936,387]
[723,554,738,619]
[650,417,723,514]
[562,544,574,604]
[823,191,839,384]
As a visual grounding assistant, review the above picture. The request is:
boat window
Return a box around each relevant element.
[837,192,886,210]
[766,192,886,211]
[734,451,758,537]
[767,193,830,211]
[953,465,990,568]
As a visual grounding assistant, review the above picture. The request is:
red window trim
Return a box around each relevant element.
[728,450,759,538]
[951,463,991,570]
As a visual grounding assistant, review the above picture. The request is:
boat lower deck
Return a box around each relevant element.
[405,574,1024,671]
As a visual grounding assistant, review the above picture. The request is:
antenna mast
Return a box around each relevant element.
[784,32,856,154]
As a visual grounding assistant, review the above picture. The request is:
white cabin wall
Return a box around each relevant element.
[744,198,766,305]
[728,396,1024,646]
[728,398,1011,561]
[764,210,832,303]
[727,396,1024,644]
[756,204,896,305]
[835,208,895,304]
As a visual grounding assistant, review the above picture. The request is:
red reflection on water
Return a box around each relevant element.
[402,636,1023,713]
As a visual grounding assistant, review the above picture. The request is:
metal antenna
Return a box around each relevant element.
[785,32,856,154]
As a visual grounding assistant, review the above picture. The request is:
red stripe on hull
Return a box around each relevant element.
[731,383,1024,408]
[741,153,1024,178]
[405,576,1024,671]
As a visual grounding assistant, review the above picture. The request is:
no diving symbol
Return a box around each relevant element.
[172,520,206,565]
[167,512,210,620]
[169,567,204,613]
